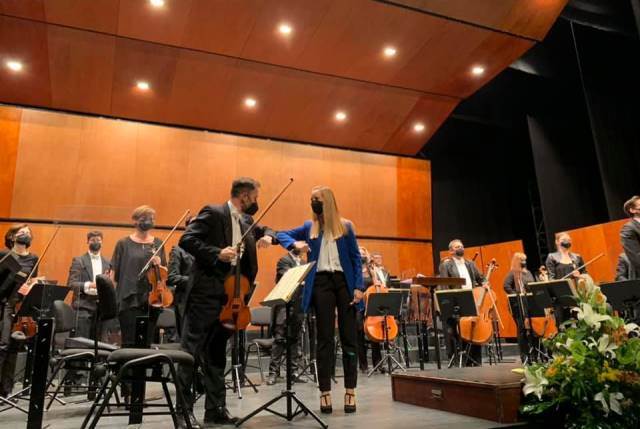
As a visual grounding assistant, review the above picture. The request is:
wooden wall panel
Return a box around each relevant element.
[564,219,627,283]
[8,107,431,240]
[0,106,21,216]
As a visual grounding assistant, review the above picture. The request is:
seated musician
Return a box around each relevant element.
[0,224,39,399]
[438,239,486,366]
[356,248,382,374]
[266,248,306,385]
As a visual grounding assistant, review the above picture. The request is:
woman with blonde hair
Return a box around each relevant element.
[277,186,364,414]
[503,252,536,363]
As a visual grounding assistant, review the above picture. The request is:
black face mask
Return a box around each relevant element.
[15,235,31,247]
[560,241,571,249]
[454,248,464,257]
[138,219,154,231]
[244,201,259,216]
[361,256,368,264]
[520,261,527,268]
[89,242,102,252]
[311,200,323,215]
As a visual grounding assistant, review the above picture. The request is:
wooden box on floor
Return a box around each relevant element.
[391,365,523,423]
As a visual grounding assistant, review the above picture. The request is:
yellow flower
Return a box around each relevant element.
[545,366,558,378]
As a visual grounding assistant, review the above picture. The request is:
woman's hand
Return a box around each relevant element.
[351,289,364,305]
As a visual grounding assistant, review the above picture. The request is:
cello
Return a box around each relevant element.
[138,210,191,308]
[363,252,398,342]
[219,178,294,331]
[458,259,499,345]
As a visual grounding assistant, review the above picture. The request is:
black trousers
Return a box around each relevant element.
[179,297,230,412]
[444,319,482,366]
[312,272,358,392]
[269,304,304,375]
[117,306,159,347]
[0,303,19,397]
[356,311,382,370]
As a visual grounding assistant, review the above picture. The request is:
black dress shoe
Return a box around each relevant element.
[204,407,239,426]
[266,374,278,386]
[177,409,202,429]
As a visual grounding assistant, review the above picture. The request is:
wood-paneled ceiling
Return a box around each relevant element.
[0,0,568,155]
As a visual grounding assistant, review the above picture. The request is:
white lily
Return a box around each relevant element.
[594,391,624,416]
[624,323,640,335]
[574,303,611,330]
[523,366,549,400]
[587,335,617,358]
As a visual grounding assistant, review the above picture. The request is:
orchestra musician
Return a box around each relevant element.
[111,206,167,348]
[438,239,486,366]
[621,195,640,280]
[545,232,587,280]
[370,252,390,285]
[167,216,195,338]
[177,177,276,427]
[615,253,632,282]
[356,247,382,374]
[67,231,112,340]
[0,224,39,400]
[503,252,535,363]
[266,249,306,386]
[277,186,364,415]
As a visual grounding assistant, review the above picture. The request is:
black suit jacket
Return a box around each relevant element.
[67,253,111,312]
[438,258,485,288]
[179,203,277,302]
[615,253,633,282]
[621,220,640,281]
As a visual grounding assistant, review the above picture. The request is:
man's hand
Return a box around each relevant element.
[219,247,238,263]
[257,236,273,249]
[84,281,98,296]
[351,289,364,305]
[293,241,310,253]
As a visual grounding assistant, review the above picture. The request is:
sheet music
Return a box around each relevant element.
[261,262,315,307]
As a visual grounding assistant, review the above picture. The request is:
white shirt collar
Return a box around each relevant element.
[89,252,101,259]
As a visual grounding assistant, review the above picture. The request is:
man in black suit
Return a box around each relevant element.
[266,249,305,385]
[178,177,277,427]
[438,239,486,366]
[621,196,640,281]
[167,216,195,337]
[67,231,112,340]
[615,253,632,282]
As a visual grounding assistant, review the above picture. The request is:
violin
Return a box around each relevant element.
[458,259,498,345]
[147,251,173,308]
[220,178,294,331]
[363,253,398,342]
[138,210,191,309]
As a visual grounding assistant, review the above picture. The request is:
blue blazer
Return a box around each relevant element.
[277,221,364,313]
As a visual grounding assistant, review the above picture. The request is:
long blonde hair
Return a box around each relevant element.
[310,186,348,239]
[510,252,526,272]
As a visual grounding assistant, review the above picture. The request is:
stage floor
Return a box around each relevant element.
[2,366,519,429]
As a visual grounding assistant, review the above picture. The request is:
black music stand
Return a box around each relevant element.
[600,280,640,323]
[435,289,477,368]
[238,262,325,429]
[365,292,405,376]
[528,280,576,325]
[508,294,549,364]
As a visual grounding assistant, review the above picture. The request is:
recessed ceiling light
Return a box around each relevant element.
[471,66,485,76]
[244,97,257,108]
[278,23,293,36]
[136,81,150,91]
[335,111,347,122]
[6,60,23,72]
[383,46,397,58]
[149,0,165,7]
[413,123,426,133]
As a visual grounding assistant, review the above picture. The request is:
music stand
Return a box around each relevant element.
[365,292,405,376]
[16,282,70,319]
[528,280,576,309]
[600,280,640,323]
[507,293,549,364]
[237,262,326,428]
[435,289,477,368]
[411,276,465,369]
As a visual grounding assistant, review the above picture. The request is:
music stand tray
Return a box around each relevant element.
[16,283,70,318]
[365,292,403,318]
[600,280,640,316]
[507,294,546,318]
[435,289,477,319]
[528,280,576,309]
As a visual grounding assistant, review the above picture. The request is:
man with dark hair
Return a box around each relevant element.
[67,230,111,340]
[177,177,277,427]
[621,195,640,281]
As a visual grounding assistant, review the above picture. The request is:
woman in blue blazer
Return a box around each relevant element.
[277,186,364,414]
